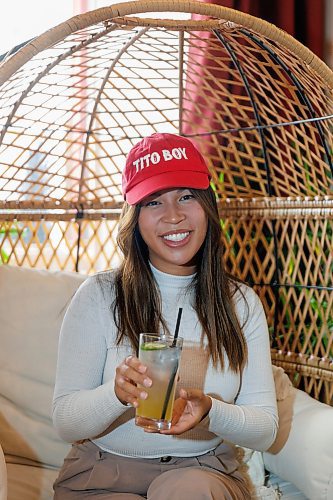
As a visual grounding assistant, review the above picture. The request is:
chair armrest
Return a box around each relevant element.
[263,388,333,500]
[0,443,7,500]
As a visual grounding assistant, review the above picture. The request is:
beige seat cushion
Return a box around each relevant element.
[6,462,58,500]
[0,443,7,500]
[0,265,86,470]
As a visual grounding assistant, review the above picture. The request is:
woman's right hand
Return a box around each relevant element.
[114,355,152,407]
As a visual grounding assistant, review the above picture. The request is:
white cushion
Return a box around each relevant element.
[0,265,86,469]
[263,387,333,500]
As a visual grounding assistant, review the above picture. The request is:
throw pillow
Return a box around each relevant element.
[263,387,333,499]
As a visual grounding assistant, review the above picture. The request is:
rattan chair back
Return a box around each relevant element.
[0,1,332,403]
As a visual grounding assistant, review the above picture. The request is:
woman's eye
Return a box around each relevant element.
[180,194,195,201]
[143,200,160,207]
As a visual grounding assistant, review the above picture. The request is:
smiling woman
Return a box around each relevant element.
[52,132,278,499]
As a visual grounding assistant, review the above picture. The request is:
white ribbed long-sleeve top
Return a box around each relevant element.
[52,264,278,458]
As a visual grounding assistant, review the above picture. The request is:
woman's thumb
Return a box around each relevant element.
[179,388,188,399]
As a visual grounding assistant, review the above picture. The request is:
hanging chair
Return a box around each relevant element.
[0,0,332,404]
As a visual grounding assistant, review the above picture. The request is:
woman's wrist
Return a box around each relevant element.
[200,395,212,421]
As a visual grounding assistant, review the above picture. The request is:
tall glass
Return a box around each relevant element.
[135,333,183,431]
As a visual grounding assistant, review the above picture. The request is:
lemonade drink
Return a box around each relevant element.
[135,334,183,431]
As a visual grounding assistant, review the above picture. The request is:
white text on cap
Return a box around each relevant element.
[132,147,188,172]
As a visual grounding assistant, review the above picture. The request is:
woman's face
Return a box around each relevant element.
[138,188,208,275]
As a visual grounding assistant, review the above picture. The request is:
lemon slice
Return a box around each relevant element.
[141,342,168,350]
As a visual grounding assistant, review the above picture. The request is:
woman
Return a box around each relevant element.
[53,133,278,499]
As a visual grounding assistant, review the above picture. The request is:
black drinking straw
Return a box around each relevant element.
[161,308,183,420]
[172,307,183,347]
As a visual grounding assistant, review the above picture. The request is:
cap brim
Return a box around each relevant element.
[125,170,210,205]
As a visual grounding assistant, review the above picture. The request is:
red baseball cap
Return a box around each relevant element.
[122,133,211,205]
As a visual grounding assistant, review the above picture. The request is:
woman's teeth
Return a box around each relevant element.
[163,232,189,242]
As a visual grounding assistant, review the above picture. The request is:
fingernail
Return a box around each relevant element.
[143,378,152,387]
[140,391,148,400]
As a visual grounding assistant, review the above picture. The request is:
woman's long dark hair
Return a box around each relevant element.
[112,186,247,372]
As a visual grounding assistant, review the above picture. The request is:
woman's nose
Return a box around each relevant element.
[162,204,185,224]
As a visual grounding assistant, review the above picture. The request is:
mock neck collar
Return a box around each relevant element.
[149,262,196,289]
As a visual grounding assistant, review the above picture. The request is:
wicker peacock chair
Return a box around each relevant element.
[0,0,332,404]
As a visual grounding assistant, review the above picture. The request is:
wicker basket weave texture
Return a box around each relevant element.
[0,1,332,403]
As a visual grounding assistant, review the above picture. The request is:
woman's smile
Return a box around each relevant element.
[160,230,191,245]
[138,188,208,275]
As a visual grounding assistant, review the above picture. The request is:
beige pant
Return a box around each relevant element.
[53,440,251,499]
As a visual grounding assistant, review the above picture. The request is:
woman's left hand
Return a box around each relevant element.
[160,388,212,435]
